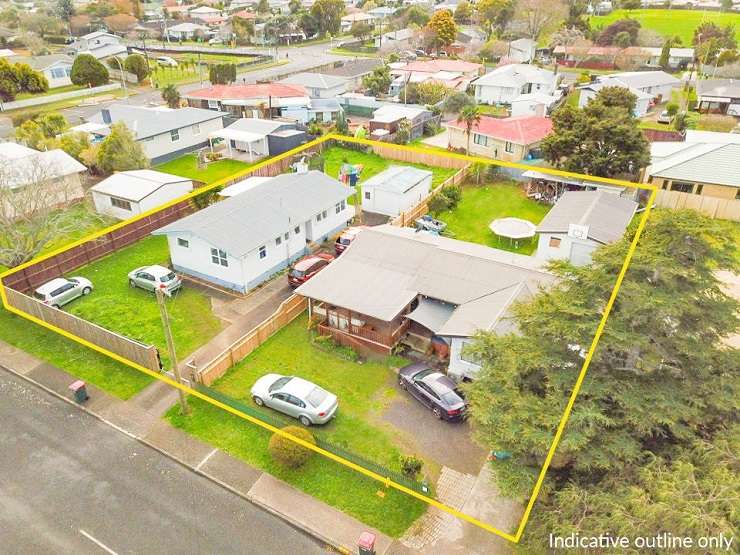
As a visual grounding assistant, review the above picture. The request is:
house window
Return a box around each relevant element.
[170,129,180,142]
[51,67,67,79]
[335,200,346,213]
[284,232,289,241]
[316,213,323,222]
[505,141,514,153]
[322,210,327,219]
[549,236,561,248]
[294,226,300,235]
[207,100,219,109]
[177,238,189,248]
[473,133,487,146]
[459,340,481,365]
[694,184,703,195]
[210,248,228,266]
[110,197,131,210]
[192,123,201,135]
[275,236,282,246]
[670,181,694,193]
[364,191,371,200]
[259,246,267,259]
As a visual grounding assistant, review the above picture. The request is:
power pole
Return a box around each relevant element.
[156,288,190,415]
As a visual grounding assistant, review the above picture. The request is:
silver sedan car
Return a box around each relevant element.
[33,277,93,308]
[128,265,182,296]
[251,374,338,426]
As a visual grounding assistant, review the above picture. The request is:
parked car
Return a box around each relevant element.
[335,226,367,255]
[657,110,672,124]
[251,374,338,426]
[288,252,334,287]
[128,265,182,296]
[208,37,223,45]
[398,363,468,421]
[157,56,178,67]
[414,49,427,57]
[401,50,417,60]
[33,277,93,308]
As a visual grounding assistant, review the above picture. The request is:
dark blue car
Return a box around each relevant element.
[398,363,468,421]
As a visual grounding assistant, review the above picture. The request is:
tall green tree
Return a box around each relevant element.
[56,0,74,21]
[70,54,109,87]
[124,53,149,83]
[310,0,344,36]
[425,9,457,51]
[257,0,270,14]
[459,104,481,155]
[0,59,48,101]
[161,84,181,109]
[476,0,515,37]
[96,122,149,173]
[361,64,392,96]
[541,86,649,178]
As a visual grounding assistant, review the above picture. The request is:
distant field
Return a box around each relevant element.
[590,9,740,44]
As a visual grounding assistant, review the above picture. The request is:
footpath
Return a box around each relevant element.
[0,339,394,555]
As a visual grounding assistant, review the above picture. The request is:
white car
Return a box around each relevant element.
[657,110,672,124]
[251,374,338,426]
[128,265,182,296]
[208,37,223,45]
[157,56,178,67]
[33,277,93,308]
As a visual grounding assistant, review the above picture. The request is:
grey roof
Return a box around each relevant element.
[89,170,192,201]
[362,166,432,194]
[153,171,352,257]
[224,118,289,135]
[279,72,348,90]
[605,71,680,90]
[406,298,455,334]
[296,225,555,330]
[535,191,638,244]
[87,104,227,140]
[646,142,740,188]
[9,54,73,71]
[310,98,342,112]
[580,79,653,100]
[322,59,383,78]
[696,78,740,99]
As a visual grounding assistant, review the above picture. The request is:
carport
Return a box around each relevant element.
[208,127,268,162]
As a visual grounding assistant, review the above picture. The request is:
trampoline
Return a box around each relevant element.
[489,217,537,248]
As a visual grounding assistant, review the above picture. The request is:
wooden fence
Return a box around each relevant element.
[198,295,307,385]
[5,288,160,371]
[370,143,470,170]
[654,190,740,221]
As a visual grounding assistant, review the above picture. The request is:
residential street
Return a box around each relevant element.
[0,368,326,555]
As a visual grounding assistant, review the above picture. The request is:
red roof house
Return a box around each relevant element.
[446,115,553,161]
[184,83,309,117]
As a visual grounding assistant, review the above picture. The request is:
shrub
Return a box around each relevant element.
[70,54,109,87]
[441,185,462,207]
[124,53,150,83]
[428,194,451,214]
[400,455,423,479]
[665,102,679,117]
[268,426,316,468]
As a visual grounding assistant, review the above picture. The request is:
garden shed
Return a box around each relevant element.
[361,166,433,217]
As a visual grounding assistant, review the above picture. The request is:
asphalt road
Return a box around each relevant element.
[0,369,326,555]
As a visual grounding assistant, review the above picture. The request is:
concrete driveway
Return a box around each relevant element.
[381,380,487,476]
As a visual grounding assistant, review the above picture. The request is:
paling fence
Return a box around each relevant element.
[654,189,740,222]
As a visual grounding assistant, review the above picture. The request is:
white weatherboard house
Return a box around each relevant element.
[474,64,558,105]
[89,170,194,220]
[153,171,354,293]
[361,166,432,217]
[535,191,638,266]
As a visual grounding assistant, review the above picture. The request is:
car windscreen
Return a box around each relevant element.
[306,386,328,408]
[160,272,176,282]
[33,291,46,301]
[289,269,305,278]
[339,237,352,245]
[268,377,292,392]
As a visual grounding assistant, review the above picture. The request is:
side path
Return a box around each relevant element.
[0,340,394,555]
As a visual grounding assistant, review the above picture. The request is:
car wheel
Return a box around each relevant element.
[432,407,443,420]
[129,279,137,288]
[253,396,264,407]
[299,415,312,426]
[82,287,92,295]
[398,377,407,390]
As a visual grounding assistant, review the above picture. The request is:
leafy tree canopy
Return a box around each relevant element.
[96,121,149,173]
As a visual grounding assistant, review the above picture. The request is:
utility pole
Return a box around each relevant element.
[156,288,190,415]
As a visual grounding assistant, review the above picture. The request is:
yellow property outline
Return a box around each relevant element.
[1,134,658,544]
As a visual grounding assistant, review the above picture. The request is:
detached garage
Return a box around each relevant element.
[361,166,433,217]
[90,170,194,220]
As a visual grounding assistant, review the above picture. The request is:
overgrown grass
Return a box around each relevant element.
[436,182,550,255]
[155,153,255,184]
[66,236,223,368]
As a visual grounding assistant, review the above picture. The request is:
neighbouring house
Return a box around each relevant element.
[552,45,623,69]
[340,12,376,33]
[86,104,227,164]
[284,98,343,124]
[510,92,561,117]
[375,28,414,49]
[696,79,740,116]
[361,166,432,217]
[252,22,305,45]
[322,58,384,91]
[152,171,354,293]
[0,142,86,217]
[625,46,694,70]
[185,83,310,119]
[207,118,308,161]
[508,38,536,63]
[580,71,681,114]
[535,191,637,266]
[389,59,484,95]
[456,26,486,45]
[296,225,556,380]
[367,6,398,18]
[643,142,740,200]
[68,31,127,60]
[9,54,74,89]
[369,104,435,141]
[473,64,559,105]
[189,5,222,20]
[278,72,348,99]
[446,115,553,162]
[89,170,194,220]
[578,79,654,117]
[168,22,211,41]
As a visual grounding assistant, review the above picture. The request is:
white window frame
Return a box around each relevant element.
[259,245,267,259]
[210,248,228,266]
[110,197,131,210]
[192,123,201,136]
[170,129,180,142]
[505,141,514,153]
[177,238,189,248]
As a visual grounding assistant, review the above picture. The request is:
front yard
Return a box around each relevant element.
[167,315,436,536]
[436,182,550,255]
[155,153,255,184]
[66,235,223,369]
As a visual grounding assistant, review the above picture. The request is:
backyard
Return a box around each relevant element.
[167,315,431,536]
[435,182,550,255]
[155,153,255,184]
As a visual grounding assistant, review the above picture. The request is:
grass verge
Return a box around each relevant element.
[155,153,256,184]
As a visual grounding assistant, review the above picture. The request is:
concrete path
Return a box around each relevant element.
[421,131,449,149]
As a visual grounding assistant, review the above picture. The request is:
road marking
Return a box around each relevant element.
[196,448,219,471]
[79,529,118,555]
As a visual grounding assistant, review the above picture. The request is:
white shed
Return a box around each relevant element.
[361,166,433,217]
[89,170,194,220]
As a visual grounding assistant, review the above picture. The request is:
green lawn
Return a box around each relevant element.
[155,153,255,184]
[478,104,509,117]
[66,235,223,368]
[323,146,459,205]
[167,315,427,537]
[590,9,740,44]
[437,183,551,255]
[16,83,85,100]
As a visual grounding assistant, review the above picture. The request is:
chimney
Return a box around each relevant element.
[101,109,111,124]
